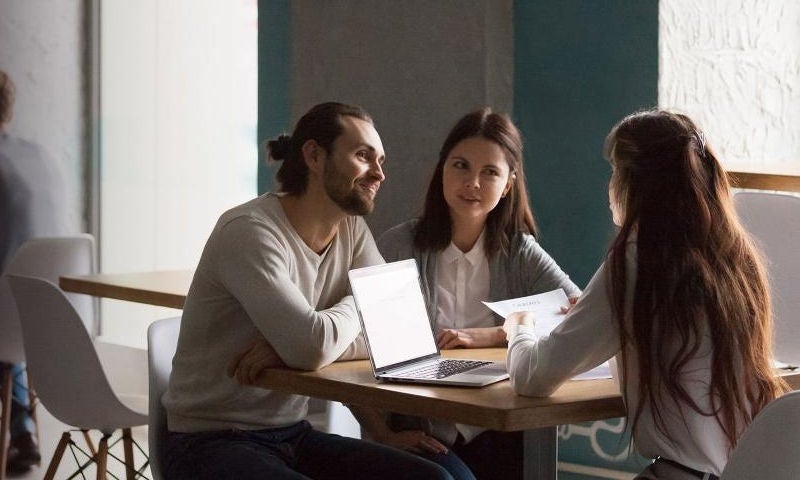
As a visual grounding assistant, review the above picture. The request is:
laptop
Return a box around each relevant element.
[348,259,509,387]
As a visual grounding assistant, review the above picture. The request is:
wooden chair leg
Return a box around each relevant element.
[122,428,135,480]
[0,368,13,480]
[82,429,97,456]
[95,434,109,480]
[44,432,71,480]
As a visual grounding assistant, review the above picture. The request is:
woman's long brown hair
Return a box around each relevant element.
[414,108,536,257]
[605,110,788,448]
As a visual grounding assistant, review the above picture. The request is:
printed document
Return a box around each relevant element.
[483,289,612,380]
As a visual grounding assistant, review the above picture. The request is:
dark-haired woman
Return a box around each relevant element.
[351,108,579,480]
[504,110,788,479]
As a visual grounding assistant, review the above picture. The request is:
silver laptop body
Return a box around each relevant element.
[348,259,509,387]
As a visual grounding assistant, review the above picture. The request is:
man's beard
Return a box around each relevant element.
[323,158,375,216]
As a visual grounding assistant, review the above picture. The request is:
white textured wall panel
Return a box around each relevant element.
[659,0,800,174]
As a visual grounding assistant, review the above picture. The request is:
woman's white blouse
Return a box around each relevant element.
[435,231,494,330]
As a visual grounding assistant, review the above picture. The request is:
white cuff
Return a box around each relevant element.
[504,323,536,342]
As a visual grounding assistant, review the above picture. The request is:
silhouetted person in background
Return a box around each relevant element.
[1,69,71,475]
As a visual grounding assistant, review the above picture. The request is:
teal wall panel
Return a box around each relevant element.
[257,0,290,195]
[514,0,658,287]
[514,1,658,476]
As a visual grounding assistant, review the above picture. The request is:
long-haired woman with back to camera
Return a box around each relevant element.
[504,109,788,479]
[351,108,580,480]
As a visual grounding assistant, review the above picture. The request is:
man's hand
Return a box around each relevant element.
[227,336,286,385]
[375,430,449,455]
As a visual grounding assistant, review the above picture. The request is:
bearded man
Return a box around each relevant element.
[162,102,453,480]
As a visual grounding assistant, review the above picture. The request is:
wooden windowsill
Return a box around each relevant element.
[727,171,800,193]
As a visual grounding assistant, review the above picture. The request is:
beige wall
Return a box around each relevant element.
[288,0,514,236]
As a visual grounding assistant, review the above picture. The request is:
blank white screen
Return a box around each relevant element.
[350,261,438,369]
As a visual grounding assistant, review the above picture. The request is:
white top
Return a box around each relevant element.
[507,242,733,476]
[433,232,491,443]
[434,232,494,330]
[378,219,580,446]
[164,194,382,432]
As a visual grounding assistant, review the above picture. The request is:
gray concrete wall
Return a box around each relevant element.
[289,0,513,236]
[0,0,87,232]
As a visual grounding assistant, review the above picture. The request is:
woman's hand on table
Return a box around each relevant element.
[227,336,286,385]
[437,326,507,349]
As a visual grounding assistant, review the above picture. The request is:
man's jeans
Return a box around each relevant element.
[0,362,35,438]
[164,420,453,480]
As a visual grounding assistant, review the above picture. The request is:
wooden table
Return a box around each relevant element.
[258,348,624,431]
[59,270,800,479]
[59,271,622,477]
[260,347,626,479]
[257,348,800,479]
[60,270,193,309]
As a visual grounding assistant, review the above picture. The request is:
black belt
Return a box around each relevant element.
[656,457,719,480]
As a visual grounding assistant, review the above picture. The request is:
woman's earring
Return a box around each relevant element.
[503,174,516,198]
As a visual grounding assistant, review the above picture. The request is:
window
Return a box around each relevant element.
[100,0,257,346]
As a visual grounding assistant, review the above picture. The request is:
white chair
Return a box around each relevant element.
[720,390,800,479]
[147,316,181,480]
[145,315,358,480]
[734,191,800,366]
[8,275,148,480]
[0,234,96,478]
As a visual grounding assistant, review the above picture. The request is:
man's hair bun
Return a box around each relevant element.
[267,134,292,161]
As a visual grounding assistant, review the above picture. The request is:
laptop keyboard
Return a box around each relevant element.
[394,359,491,379]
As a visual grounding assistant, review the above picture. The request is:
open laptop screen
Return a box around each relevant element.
[349,260,438,370]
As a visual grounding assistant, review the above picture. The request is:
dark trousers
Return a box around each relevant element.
[452,430,523,480]
[417,430,523,480]
[164,420,454,480]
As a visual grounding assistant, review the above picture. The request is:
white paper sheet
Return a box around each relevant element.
[483,289,613,380]
[482,288,569,337]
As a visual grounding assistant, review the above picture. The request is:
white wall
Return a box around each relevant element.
[660,0,800,175]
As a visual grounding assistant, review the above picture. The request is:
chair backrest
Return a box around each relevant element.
[721,390,800,479]
[147,316,181,480]
[0,235,98,362]
[734,191,800,365]
[8,275,142,433]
